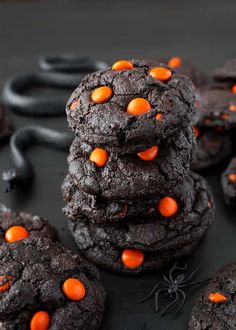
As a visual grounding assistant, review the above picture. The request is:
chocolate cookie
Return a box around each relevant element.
[66,59,195,149]
[191,129,233,171]
[188,262,236,329]
[0,238,106,330]
[0,105,12,143]
[0,209,57,244]
[213,58,236,82]
[67,172,214,274]
[221,157,236,206]
[194,85,236,129]
[67,127,196,200]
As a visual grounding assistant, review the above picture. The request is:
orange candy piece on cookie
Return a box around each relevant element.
[228,173,236,182]
[229,104,236,111]
[112,60,134,71]
[168,56,182,68]
[137,146,159,161]
[121,249,144,269]
[158,196,178,217]
[232,85,236,94]
[89,148,109,167]
[208,292,227,303]
[0,275,13,293]
[91,86,112,103]
[30,311,50,330]
[149,67,172,82]
[5,226,29,243]
[193,126,200,138]
[127,98,151,116]
[63,278,86,301]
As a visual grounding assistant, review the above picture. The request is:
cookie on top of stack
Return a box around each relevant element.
[0,209,105,330]
[62,59,214,275]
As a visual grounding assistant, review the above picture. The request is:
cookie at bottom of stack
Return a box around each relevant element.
[188,262,236,330]
[68,173,214,275]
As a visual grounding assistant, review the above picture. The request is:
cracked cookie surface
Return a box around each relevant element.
[0,238,106,330]
[66,59,195,149]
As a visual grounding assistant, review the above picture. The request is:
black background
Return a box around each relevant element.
[0,1,236,329]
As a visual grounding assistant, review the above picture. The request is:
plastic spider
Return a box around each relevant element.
[141,262,209,316]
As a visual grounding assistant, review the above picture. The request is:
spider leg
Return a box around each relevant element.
[140,281,165,303]
[181,265,200,284]
[163,275,173,285]
[174,289,186,314]
[160,291,179,316]
[155,288,167,313]
[179,277,211,288]
[169,262,187,282]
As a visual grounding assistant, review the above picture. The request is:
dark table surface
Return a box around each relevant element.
[0,1,236,329]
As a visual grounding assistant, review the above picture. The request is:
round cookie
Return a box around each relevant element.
[67,127,196,200]
[213,58,236,82]
[0,238,106,330]
[188,262,236,329]
[0,105,12,143]
[191,129,233,171]
[0,210,57,244]
[221,157,236,206]
[67,172,214,275]
[66,59,195,149]
[193,85,236,129]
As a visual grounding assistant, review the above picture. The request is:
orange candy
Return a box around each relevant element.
[168,56,182,68]
[63,278,86,301]
[89,148,109,167]
[208,292,227,303]
[232,85,236,94]
[228,173,236,182]
[5,226,29,243]
[30,311,50,330]
[91,86,112,103]
[0,275,13,293]
[112,60,134,71]
[70,99,80,111]
[121,249,144,269]
[127,98,151,116]
[229,104,236,111]
[137,146,159,161]
[158,196,178,217]
[155,113,163,121]
[149,67,172,82]
[193,126,200,138]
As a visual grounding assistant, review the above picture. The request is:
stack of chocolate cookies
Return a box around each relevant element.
[62,59,214,275]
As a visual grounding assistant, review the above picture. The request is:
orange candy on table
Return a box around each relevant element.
[168,56,182,68]
[112,60,134,71]
[5,226,29,243]
[91,86,112,103]
[208,292,227,303]
[137,146,159,161]
[30,311,50,330]
[149,67,172,82]
[121,249,144,269]
[127,98,151,116]
[63,278,86,301]
[228,173,236,182]
[158,196,178,217]
[232,85,236,94]
[89,148,109,167]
